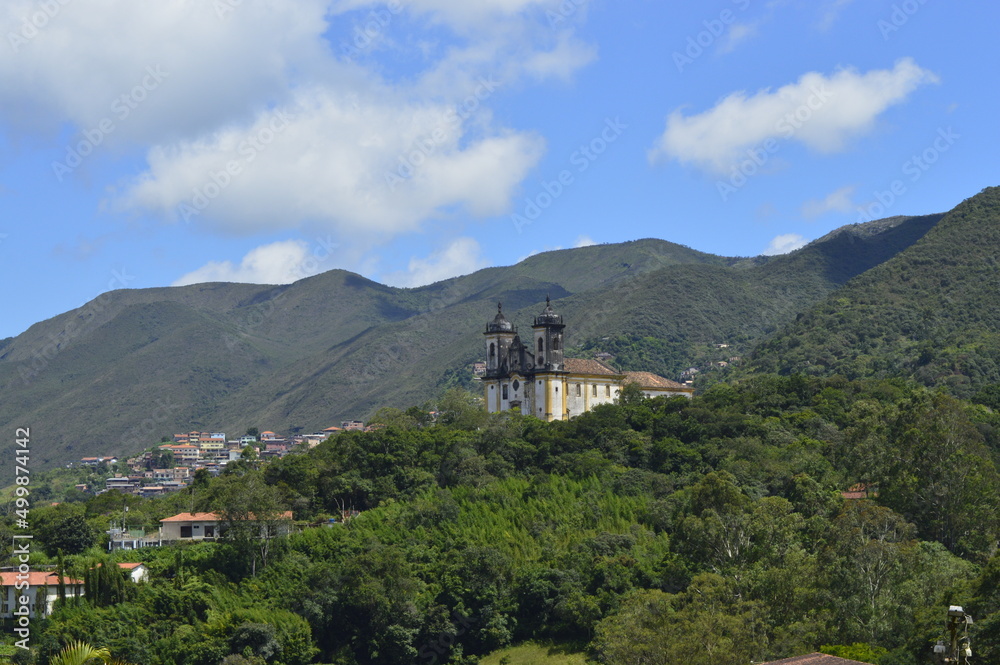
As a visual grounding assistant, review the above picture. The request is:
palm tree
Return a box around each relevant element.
[48,641,134,665]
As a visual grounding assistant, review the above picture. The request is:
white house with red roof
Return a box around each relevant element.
[0,571,84,618]
[160,510,295,542]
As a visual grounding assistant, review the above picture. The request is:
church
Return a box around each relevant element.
[481,299,693,421]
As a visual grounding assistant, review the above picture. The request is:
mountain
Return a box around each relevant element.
[0,215,944,472]
[748,186,1000,395]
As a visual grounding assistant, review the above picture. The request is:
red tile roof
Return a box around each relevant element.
[759,654,871,665]
[161,511,294,523]
[564,358,620,375]
[622,371,690,390]
[117,563,145,570]
[161,512,219,522]
[0,571,83,586]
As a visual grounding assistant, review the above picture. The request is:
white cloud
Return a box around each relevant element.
[801,185,856,219]
[384,237,487,287]
[173,240,317,286]
[717,22,759,55]
[0,0,332,142]
[762,233,808,256]
[116,87,545,238]
[574,235,596,248]
[650,58,938,174]
[818,0,855,31]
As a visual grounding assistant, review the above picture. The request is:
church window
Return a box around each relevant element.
[553,337,560,350]
[513,380,520,391]
[555,386,558,393]
[502,385,509,400]
[593,385,598,397]
[489,343,495,360]
[576,384,581,396]
[537,338,544,355]
[606,385,611,397]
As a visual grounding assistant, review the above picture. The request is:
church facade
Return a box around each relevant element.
[481,299,693,421]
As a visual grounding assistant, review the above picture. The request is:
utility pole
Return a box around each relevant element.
[934,605,973,664]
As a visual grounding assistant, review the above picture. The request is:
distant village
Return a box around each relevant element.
[74,420,373,499]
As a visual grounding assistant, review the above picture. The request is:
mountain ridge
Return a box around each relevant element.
[0,206,961,471]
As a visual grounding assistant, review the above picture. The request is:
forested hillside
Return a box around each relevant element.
[750,187,1000,394]
[0,211,941,472]
[9,378,1000,665]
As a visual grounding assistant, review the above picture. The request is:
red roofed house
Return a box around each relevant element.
[159,443,200,463]
[481,299,694,421]
[1,571,84,618]
[160,512,222,541]
[117,562,149,583]
[160,511,295,542]
[759,654,871,665]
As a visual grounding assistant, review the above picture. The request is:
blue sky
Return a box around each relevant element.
[1,0,996,339]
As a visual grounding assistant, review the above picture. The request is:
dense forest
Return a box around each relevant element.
[5,376,1000,665]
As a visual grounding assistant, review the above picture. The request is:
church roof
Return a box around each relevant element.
[564,358,619,375]
[533,296,563,326]
[486,303,515,333]
[623,371,688,390]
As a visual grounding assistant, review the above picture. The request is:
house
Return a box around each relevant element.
[759,654,870,665]
[160,510,295,542]
[108,526,162,550]
[106,475,143,493]
[841,483,878,500]
[117,563,149,583]
[341,421,365,431]
[0,571,84,618]
[160,512,222,541]
[159,443,200,463]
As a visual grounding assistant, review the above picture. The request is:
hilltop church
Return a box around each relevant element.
[481,299,693,421]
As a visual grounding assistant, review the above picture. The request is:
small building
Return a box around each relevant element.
[108,527,162,550]
[0,571,84,618]
[341,421,365,431]
[117,563,149,583]
[160,512,222,541]
[759,655,870,665]
[160,510,295,542]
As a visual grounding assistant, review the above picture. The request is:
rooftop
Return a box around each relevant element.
[759,654,872,665]
[564,357,619,375]
[623,371,689,390]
